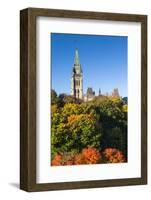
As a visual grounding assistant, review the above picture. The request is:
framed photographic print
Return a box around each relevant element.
[20,8,147,191]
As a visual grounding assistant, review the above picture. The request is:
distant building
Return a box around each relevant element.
[70,49,120,101]
[84,87,95,102]
[112,88,120,97]
[99,88,101,96]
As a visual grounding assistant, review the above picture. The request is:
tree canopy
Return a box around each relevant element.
[51,90,128,164]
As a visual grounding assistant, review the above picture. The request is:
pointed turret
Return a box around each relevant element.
[73,49,82,74]
[99,88,101,96]
[74,49,80,66]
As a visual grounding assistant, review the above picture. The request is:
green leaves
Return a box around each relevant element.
[51,103,102,157]
[51,89,58,105]
[51,95,128,161]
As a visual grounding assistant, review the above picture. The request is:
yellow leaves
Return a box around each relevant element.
[63,103,79,111]
[51,104,58,113]
[108,96,121,102]
[122,104,128,112]
[62,103,85,116]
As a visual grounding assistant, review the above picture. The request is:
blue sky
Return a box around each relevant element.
[51,33,127,97]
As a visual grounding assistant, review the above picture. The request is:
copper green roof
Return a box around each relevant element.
[73,49,82,73]
[74,49,80,65]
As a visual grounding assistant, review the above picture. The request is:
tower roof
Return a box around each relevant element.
[73,49,82,74]
[74,49,80,66]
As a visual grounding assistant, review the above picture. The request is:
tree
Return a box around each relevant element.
[51,103,102,157]
[101,127,127,157]
[95,99,127,157]
[51,89,58,105]
[57,93,67,107]
[57,94,83,107]
[122,97,128,105]
[51,96,128,162]
[101,148,125,163]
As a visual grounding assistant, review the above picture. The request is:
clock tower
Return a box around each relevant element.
[71,49,83,99]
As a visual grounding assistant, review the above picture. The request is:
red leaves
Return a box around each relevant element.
[51,147,125,166]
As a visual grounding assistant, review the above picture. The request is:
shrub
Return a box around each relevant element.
[74,153,86,165]
[51,154,62,166]
[51,153,75,166]
[101,148,125,163]
[81,147,101,164]
[51,147,101,166]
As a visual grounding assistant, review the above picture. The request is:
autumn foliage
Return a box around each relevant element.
[51,154,62,166]
[51,147,125,166]
[81,147,101,164]
[102,148,125,163]
[51,90,128,166]
[52,147,101,166]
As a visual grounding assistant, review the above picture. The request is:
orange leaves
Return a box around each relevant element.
[51,154,62,166]
[52,147,101,166]
[51,148,126,166]
[67,114,94,125]
[67,114,81,124]
[74,153,86,165]
[102,148,125,163]
[81,147,101,164]
[75,147,101,165]
[51,153,75,166]
[74,147,101,165]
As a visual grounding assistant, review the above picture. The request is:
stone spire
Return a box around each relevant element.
[99,88,101,96]
[74,48,80,66]
[71,49,83,99]
[73,49,82,74]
